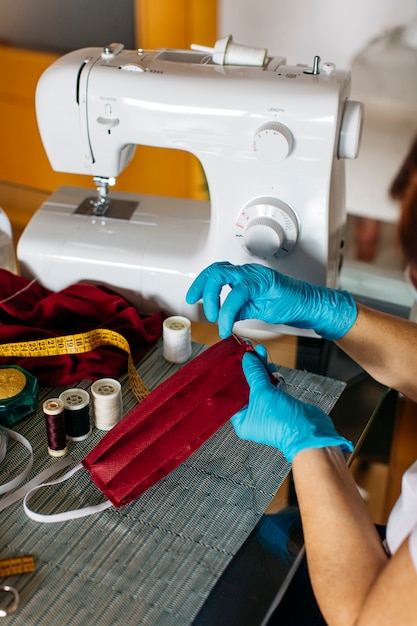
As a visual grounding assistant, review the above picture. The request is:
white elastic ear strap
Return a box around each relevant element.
[23,464,112,523]
[0,426,34,494]
[0,455,73,512]
[0,426,111,522]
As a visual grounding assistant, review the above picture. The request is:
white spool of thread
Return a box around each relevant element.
[163,316,192,363]
[91,378,123,431]
[191,35,267,67]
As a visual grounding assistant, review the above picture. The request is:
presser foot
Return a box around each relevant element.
[74,197,138,220]
[74,176,138,219]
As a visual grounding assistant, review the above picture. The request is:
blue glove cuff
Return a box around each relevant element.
[288,436,354,464]
[313,288,358,341]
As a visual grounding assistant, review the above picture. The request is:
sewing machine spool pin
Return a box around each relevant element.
[303,55,321,75]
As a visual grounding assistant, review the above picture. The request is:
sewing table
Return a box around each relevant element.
[0,337,390,625]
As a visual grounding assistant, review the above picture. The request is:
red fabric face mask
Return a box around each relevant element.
[82,335,258,507]
[23,336,273,522]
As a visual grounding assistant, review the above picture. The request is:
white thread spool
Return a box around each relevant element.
[163,316,192,363]
[91,378,122,431]
[191,36,267,67]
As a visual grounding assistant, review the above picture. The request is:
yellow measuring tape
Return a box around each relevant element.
[0,555,35,577]
[0,329,150,403]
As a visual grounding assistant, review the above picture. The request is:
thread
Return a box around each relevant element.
[223,42,267,66]
[59,388,91,442]
[162,316,192,363]
[91,378,122,431]
[0,277,38,306]
[43,398,68,457]
[191,36,268,67]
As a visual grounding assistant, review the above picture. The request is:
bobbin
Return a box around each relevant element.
[59,388,91,442]
[43,398,68,457]
[91,378,123,431]
[162,316,192,363]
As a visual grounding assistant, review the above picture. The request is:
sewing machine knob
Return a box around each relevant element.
[244,217,285,258]
[236,200,299,260]
[253,122,293,162]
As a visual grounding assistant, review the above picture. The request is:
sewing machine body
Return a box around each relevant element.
[18,41,362,335]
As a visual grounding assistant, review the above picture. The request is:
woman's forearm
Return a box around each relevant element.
[292,447,388,625]
[335,303,417,401]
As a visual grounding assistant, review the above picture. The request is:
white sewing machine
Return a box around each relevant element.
[17,37,363,336]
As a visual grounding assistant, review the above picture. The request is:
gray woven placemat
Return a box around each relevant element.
[1,340,345,625]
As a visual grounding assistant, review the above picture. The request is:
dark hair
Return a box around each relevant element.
[390,136,417,266]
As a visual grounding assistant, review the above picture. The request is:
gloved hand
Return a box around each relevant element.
[232,351,353,463]
[186,262,357,340]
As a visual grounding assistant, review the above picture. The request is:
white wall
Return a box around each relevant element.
[219,1,417,223]
[219,0,416,69]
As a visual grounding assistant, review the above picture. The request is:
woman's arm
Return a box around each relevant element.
[233,351,417,623]
[335,303,417,402]
[293,446,417,626]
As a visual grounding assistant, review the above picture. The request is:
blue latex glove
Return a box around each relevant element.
[186,262,357,340]
[232,351,353,463]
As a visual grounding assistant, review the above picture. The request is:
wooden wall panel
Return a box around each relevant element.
[0,45,93,192]
[135,0,217,49]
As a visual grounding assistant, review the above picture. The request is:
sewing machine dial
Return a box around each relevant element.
[253,122,293,162]
[235,200,299,260]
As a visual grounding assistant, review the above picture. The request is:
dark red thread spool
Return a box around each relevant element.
[43,398,68,457]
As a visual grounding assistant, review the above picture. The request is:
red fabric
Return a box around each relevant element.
[83,336,263,508]
[0,270,164,385]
